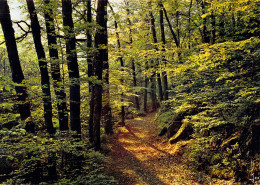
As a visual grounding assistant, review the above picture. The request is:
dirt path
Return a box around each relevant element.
[105,112,236,185]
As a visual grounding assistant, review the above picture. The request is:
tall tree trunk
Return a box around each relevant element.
[102,4,112,135]
[109,2,125,126]
[201,1,210,43]
[162,5,179,48]
[92,0,108,150]
[188,0,193,49]
[219,13,225,42]
[0,0,33,132]
[87,0,93,93]
[144,62,148,113]
[176,10,180,46]
[87,0,94,142]
[26,0,55,134]
[62,0,81,134]
[43,0,68,131]
[103,60,113,135]
[159,1,169,101]
[131,58,140,110]
[149,10,163,102]
[211,13,216,44]
[126,1,140,110]
[150,60,157,111]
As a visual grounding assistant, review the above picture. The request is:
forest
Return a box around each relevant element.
[0,0,259,184]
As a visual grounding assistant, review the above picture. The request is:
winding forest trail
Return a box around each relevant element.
[105,112,236,185]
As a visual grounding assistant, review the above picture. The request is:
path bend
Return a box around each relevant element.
[105,112,237,185]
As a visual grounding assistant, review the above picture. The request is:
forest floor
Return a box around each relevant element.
[105,112,239,185]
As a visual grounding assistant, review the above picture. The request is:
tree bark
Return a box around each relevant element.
[0,0,33,132]
[176,10,180,46]
[62,0,81,134]
[150,60,157,111]
[131,59,140,110]
[149,10,163,102]
[162,5,179,48]
[26,0,55,134]
[159,1,169,101]
[109,2,125,126]
[126,2,140,110]
[102,3,113,135]
[211,13,216,44]
[144,62,148,113]
[103,63,113,135]
[87,0,94,142]
[200,1,210,43]
[219,13,225,42]
[188,0,193,49]
[87,0,93,92]
[43,0,68,131]
[92,0,108,150]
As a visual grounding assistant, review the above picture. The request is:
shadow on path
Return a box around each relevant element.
[109,133,167,185]
[125,125,175,159]
[105,113,222,185]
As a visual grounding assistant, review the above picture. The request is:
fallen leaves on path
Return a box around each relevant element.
[105,112,239,185]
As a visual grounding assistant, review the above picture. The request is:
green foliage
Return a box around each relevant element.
[156,110,173,130]
[0,131,116,184]
[157,37,260,181]
[1,0,259,183]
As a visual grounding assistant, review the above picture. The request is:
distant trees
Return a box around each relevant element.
[1,0,259,155]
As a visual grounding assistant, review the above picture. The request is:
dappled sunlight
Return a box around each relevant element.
[133,117,144,121]
[106,112,240,184]
[105,112,212,185]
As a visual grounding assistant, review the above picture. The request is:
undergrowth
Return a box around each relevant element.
[157,37,260,183]
[0,129,116,184]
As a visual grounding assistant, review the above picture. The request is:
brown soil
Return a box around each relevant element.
[105,112,238,185]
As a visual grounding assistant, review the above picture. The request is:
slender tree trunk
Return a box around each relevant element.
[159,1,169,101]
[211,13,216,44]
[219,13,225,42]
[118,37,125,126]
[109,2,125,126]
[162,5,179,48]
[87,0,94,142]
[150,60,157,111]
[176,10,180,46]
[231,12,236,38]
[102,3,112,135]
[103,61,113,135]
[92,0,108,150]
[144,62,148,113]
[201,1,210,43]
[0,0,33,132]
[87,0,93,93]
[126,2,140,110]
[62,0,81,134]
[131,59,140,110]
[188,0,193,49]
[26,0,54,134]
[43,0,68,131]
[149,10,163,102]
